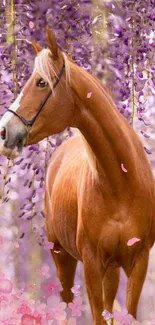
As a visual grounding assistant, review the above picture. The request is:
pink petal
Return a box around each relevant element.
[121,163,128,173]
[47,242,54,249]
[54,250,61,254]
[0,278,13,294]
[127,238,140,246]
[14,241,19,248]
[87,92,92,98]
[29,21,34,29]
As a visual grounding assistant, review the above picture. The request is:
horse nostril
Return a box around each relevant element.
[0,127,6,140]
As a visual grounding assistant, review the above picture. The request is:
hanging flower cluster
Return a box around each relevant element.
[91,0,155,122]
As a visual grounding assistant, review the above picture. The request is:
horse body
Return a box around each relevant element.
[45,135,146,262]
[0,28,155,324]
[45,124,155,322]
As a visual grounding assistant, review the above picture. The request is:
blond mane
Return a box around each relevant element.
[33,49,70,90]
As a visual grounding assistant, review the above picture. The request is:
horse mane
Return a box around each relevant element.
[73,128,97,177]
[33,49,70,90]
[33,49,96,176]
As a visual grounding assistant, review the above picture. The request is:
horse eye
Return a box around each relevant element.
[36,78,48,88]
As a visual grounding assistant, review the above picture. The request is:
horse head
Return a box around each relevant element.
[0,27,74,158]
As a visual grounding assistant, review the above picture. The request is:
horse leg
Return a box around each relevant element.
[83,251,106,325]
[51,244,77,303]
[125,249,149,318]
[103,266,120,313]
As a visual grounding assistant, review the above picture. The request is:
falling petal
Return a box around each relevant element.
[47,241,54,249]
[14,241,19,248]
[54,250,61,254]
[121,163,128,173]
[127,238,140,246]
[29,21,34,29]
[87,92,92,98]
[92,15,102,25]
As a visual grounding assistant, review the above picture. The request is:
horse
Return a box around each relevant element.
[0,27,155,325]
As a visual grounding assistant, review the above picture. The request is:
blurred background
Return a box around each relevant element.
[0,0,155,323]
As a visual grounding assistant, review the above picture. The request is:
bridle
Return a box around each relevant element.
[7,62,65,128]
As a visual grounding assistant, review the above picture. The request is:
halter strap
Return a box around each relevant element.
[8,62,65,127]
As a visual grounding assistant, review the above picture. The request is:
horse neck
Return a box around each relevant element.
[70,62,142,192]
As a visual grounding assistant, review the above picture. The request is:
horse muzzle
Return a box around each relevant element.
[0,126,27,158]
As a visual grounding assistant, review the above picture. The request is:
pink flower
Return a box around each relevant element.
[10,290,23,303]
[33,301,46,322]
[127,238,140,246]
[46,295,67,321]
[71,285,80,297]
[40,264,50,279]
[0,278,13,294]
[113,309,133,325]
[102,309,113,321]
[17,298,33,315]
[0,295,9,309]
[68,296,85,317]
[42,280,62,297]
[21,314,36,325]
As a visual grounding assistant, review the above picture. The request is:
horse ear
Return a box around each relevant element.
[46,26,59,59]
[31,39,42,53]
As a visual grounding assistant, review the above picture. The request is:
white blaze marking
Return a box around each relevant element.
[0,91,23,130]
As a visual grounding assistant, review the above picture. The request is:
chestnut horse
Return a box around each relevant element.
[0,28,155,324]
